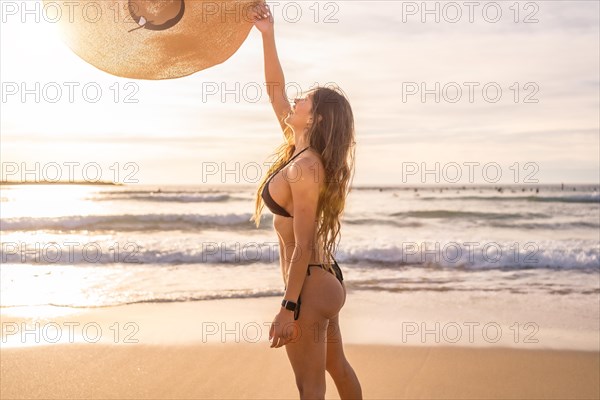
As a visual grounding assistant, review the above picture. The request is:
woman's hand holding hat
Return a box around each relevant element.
[248,2,273,35]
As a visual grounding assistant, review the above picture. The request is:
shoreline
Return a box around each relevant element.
[2,289,598,351]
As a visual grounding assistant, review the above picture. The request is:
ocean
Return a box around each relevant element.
[1,183,599,309]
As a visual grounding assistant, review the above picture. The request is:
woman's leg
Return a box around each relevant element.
[285,269,345,399]
[325,312,363,400]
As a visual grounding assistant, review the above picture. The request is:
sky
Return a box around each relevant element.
[1,0,599,186]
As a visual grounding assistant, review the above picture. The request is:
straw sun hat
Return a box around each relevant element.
[43,0,260,79]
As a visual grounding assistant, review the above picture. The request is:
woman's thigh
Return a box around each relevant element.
[284,269,346,381]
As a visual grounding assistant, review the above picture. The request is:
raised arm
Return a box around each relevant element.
[250,2,292,139]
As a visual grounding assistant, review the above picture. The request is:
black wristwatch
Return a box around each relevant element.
[281,299,297,311]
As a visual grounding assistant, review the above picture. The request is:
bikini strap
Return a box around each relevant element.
[268,146,310,180]
[271,146,310,176]
[288,146,310,163]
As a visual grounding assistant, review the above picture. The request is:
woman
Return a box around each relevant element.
[249,3,362,399]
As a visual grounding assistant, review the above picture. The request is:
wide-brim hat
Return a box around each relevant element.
[43,0,259,80]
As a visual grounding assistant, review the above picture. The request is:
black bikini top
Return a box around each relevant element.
[261,146,310,218]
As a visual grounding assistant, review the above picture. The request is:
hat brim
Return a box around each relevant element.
[43,0,258,80]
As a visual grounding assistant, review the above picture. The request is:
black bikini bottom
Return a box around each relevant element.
[284,258,344,321]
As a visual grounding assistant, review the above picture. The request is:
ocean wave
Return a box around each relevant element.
[0,213,265,232]
[100,189,225,195]
[419,194,600,203]
[2,239,598,270]
[488,221,600,230]
[333,241,600,270]
[91,192,236,203]
[390,210,551,220]
[0,241,280,265]
[0,288,285,308]
[343,218,423,228]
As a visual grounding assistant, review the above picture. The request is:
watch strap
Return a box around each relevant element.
[281,299,297,311]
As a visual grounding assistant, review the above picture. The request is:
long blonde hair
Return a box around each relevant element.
[250,85,356,264]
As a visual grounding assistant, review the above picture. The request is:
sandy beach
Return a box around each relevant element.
[2,342,599,400]
[2,290,598,399]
